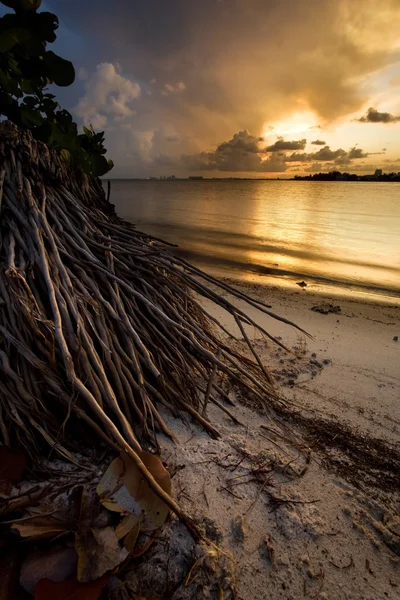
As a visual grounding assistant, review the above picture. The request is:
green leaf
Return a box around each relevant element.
[89,153,110,177]
[34,11,58,43]
[83,125,93,137]
[21,0,43,12]
[20,79,36,94]
[43,50,75,86]
[59,148,71,165]
[0,28,29,52]
[22,94,37,107]
[7,55,22,75]
[20,105,44,126]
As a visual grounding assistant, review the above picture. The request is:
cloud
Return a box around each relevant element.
[347,147,369,159]
[75,63,141,129]
[286,146,345,162]
[358,107,400,123]
[266,138,306,152]
[311,139,326,145]
[162,81,186,96]
[312,146,347,161]
[217,130,263,153]
[166,130,288,173]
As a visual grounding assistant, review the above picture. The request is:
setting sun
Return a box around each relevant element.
[264,111,319,138]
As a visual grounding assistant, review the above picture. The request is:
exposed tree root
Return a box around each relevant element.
[0,122,301,532]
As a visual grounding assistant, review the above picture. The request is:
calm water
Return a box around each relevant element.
[106,180,400,301]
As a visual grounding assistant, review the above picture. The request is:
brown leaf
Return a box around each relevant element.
[97,451,171,532]
[20,546,77,594]
[34,576,108,600]
[115,514,140,541]
[11,510,70,540]
[0,448,27,483]
[123,521,140,553]
[75,527,129,583]
[130,531,157,558]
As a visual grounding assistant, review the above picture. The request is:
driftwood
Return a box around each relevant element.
[0,122,301,528]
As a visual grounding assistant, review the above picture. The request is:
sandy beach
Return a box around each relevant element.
[132,279,400,600]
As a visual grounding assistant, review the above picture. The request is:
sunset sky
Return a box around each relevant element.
[6,0,400,178]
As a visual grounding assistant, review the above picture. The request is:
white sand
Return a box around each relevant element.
[155,279,400,599]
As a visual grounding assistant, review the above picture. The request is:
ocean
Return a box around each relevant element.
[105,180,400,302]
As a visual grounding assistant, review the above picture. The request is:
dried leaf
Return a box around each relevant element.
[130,531,157,558]
[115,514,140,540]
[97,450,171,531]
[34,576,108,600]
[20,546,77,594]
[123,521,140,552]
[11,511,70,540]
[75,527,129,583]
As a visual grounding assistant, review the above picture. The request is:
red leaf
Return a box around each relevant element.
[0,448,27,483]
[34,576,108,600]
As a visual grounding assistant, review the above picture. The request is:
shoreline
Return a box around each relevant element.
[203,275,400,444]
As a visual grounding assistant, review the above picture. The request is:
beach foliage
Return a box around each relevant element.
[0,0,113,176]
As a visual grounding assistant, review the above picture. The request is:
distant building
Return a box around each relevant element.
[189,176,204,180]
[374,169,383,177]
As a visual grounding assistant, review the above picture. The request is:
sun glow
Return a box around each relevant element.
[263,110,319,138]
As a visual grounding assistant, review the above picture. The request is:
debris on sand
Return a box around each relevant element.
[296,281,308,288]
[311,302,341,315]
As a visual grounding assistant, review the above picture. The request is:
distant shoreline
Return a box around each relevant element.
[103,176,400,182]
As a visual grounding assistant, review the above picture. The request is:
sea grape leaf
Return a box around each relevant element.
[11,511,70,540]
[75,527,129,583]
[97,450,171,531]
[42,51,75,86]
[123,520,140,552]
[89,153,110,177]
[0,27,29,52]
[34,575,108,600]
[115,514,140,540]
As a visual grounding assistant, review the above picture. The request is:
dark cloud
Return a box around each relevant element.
[312,146,347,161]
[181,131,287,173]
[311,139,326,145]
[265,138,306,152]
[358,107,400,123]
[287,146,345,162]
[287,145,366,164]
[217,131,262,154]
[348,147,369,159]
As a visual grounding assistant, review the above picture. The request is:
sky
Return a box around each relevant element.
[6,0,400,177]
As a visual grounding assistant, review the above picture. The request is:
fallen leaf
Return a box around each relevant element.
[115,514,140,540]
[123,521,140,552]
[20,546,77,594]
[11,510,70,540]
[75,527,129,583]
[130,531,157,558]
[97,450,171,532]
[34,576,108,600]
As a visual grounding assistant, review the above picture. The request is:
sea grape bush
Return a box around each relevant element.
[0,0,113,176]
